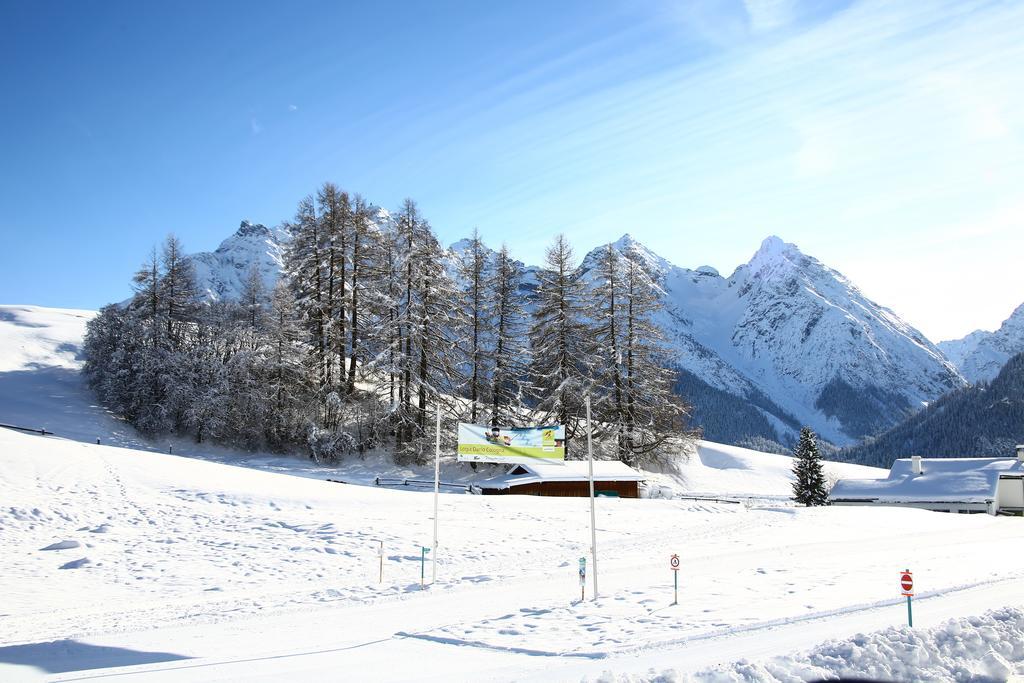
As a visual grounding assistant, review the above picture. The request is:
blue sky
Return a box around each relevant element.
[1,0,1022,341]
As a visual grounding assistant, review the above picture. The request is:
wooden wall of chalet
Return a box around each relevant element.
[481,480,639,498]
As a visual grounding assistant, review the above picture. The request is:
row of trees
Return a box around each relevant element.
[83,183,690,465]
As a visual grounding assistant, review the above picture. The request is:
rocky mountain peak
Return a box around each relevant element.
[233,220,272,240]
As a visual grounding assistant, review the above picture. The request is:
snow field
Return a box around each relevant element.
[4,427,1024,681]
[3,304,1024,680]
[591,607,1024,682]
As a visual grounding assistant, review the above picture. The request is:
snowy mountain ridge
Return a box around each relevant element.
[575,234,963,445]
[184,223,964,446]
[186,220,288,301]
[939,302,1024,384]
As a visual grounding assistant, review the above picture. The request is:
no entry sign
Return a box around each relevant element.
[900,571,914,595]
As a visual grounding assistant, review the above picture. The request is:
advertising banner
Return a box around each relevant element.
[457,423,565,463]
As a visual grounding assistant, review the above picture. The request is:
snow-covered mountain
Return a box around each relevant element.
[939,303,1024,384]
[576,235,963,446]
[183,223,963,447]
[187,220,288,301]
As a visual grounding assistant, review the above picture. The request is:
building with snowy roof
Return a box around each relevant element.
[472,460,645,498]
[830,447,1024,515]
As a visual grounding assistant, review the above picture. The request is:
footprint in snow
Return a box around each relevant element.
[41,540,80,551]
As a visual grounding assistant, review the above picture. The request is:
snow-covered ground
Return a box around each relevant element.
[4,428,1024,682]
[3,304,1024,682]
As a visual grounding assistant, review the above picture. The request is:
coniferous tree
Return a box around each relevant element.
[131,247,162,348]
[239,264,267,350]
[456,228,492,424]
[590,244,627,455]
[317,182,350,391]
[617,248,688,464]
[530,234,590,451]
[346,196,375,395]
[265,281,310,447]
[792,427,829,505]
[159,234,199,349]
[410,219,462,443]
[285,196,327,390]
[488,245,529,427]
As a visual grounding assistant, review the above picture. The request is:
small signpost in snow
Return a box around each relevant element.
[578,557,587,601]
[670,554,680,605]
[421,546,431,587]
[900,569,914,627]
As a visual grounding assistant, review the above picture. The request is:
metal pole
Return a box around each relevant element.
[586,395,598,600]
[379,540,384,584]
[907,595,913,627]
[674,571,678,605]
[432,406,441,584]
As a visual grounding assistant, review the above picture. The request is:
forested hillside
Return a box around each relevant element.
[82,184,690,465]
[839,352,1024,467]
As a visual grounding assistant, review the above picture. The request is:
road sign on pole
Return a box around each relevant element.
[900,570,914,595]
[901,569,914,627]
[670,554,680,605]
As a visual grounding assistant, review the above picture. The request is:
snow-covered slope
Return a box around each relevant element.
[0,305,154,448]
[187,221,288,301]
[2,425,1023,681]
[940,302,1024,384]
[578,235,963,445]
[654,440,883,498]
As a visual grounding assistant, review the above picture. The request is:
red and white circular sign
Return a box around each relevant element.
[670,554,680,570]
[900,571,914,594]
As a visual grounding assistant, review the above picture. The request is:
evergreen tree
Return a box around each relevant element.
[239,264,267,350]
[130,247,162,349]
[159,234,200,349]
[617,248,688,463]
[284,195,327,390]
[488,245,529,427]
[456,228,492,424]
[265,281,311,447]
[589,244,627,455]
[346,195,375,395]
[530,234,590,451]
[792,427,829,505]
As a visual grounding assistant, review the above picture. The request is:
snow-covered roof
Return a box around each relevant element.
[830,457,1024,503]
[477,460,646,490]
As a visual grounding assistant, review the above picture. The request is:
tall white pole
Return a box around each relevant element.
[432,405,441,584]
[586,395,598,600]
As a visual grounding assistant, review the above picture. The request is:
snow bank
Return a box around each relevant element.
[644,440,885,499]
[590,607,1024,682]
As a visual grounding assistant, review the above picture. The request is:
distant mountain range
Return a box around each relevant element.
[840,351,1024,467]
[186,220,1023,451]
[939,303,1024,384]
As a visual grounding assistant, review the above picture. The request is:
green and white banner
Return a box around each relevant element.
[457,423,565,463]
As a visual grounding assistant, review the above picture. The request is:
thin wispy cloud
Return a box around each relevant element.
[377,0,1023,339]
